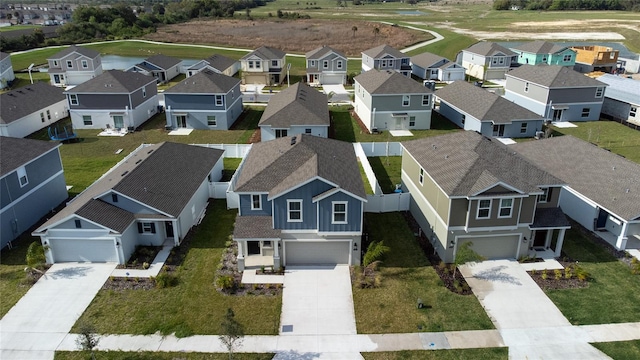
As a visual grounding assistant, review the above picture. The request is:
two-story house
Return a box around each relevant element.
[1,82,68,138]
[504,64,607,122]
[240,46,286,85]
[510,40,577,67]
[126,54,182,84]
[164,70,243,131]
[436,81,544,138]
[259,82,329,141]
[1,137,68,249]
[0,51,15,89]
[33,142,224,263]
[231,135,366,270]
[305,45,347,85]
[410,52,465,82]
[47,45,103,87]
[596,74,639,123]
[460,42,517,80]
[354,69,433,132]
[65,70,159,132]
[361,44,411,77]
[401,131,570,263]
[186,54,240,78]
[571,45,619,73]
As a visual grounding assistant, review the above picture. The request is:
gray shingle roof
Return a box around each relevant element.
[355,69,433,95]
[0,52,10,61]
[235,135,366,200]
[464,42,516,57]
[241,46,286,61]
[362,44,406,59]
[596,74,640,105]
[233,216,281,239]
[402,132,563,197]
[512,136,640,221]
[511,41,567,55]
[144,54,181,70]
[435,81,543,124]
[76,199,135,233]
[410,52,448,69]
[506,64,606,88]
[531,207,571,229]
[49,45,100,60]
[259,82,329,127]
[1,82,65,124]
[66,70,156,94]
[0,137,60,178]
[164,69,240,94]
[204,54,238,72]
[306,45,346,60]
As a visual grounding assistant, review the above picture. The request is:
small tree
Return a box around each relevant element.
[25,241,46,274]
[362,240,390,268]
[373,26,380,38]
[75,320,100,360]
[453,241,485,277]
[219,308,245,360]
[351,25,358,37]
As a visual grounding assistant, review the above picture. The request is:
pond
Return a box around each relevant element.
[101,55,200,70]
[396,10,426,15]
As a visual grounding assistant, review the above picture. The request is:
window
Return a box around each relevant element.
[66,60,73,68]
[53,60,58,67]
[422,95,430,106]
[610,52,616,59]
[381,59,387,67]
[69,94,78,105]
[310,60,316,67]
[262,240,273,248]
[255,61,261,69]
[323,60,329,69]
[563,54,572,62]
[520,122,527,134]
[251,194,262,210]
[409,116,416,127]
[461,114,466,125]
[271,60,278,67]
[401,58,409,65]
[275,129,288,138]
[139,222,156,234]
[477,199,491,219]
[75,219,82,228]
[498,57,505,65]
[81,60,88,68]
[215,95,224,106]
[287,200,302,222]
[542,57,547,62]
[248,61,254,69]
[499,198,513,218]
[207,116,217,126]
[112,194,118,202]
[538,188,552,203]
[492,58,498,65]
[631,106,637,118]
[46,110,51,120]
[17,167,28,187]
[402,95,410,107]
[419,168,424,185]
[142,86,146,98]
[595,87,604,98]
[524,82,529,92]
[83,115,92,126]
[332,202,348,224]
[337,60,343,69]
[581,108,590,118]
[305,128,312,134]
[40,112,45,122]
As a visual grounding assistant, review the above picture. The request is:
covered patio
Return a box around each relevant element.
[529,207,571,257]
[233,216,282,271]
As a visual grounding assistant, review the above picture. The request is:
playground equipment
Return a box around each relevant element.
[48,123,77,142]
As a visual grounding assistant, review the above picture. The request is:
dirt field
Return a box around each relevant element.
[144,19,432,56]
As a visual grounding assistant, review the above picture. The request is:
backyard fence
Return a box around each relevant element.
[353,143,383,195]
[358,142,403,157]
[191,143,253,158]
[365,193,411,213]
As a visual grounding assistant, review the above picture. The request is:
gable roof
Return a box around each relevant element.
[355,69,433,95]
[164,69,240,94]
[362,44,406,59]
[306,45,346,60]
[435,81,543,124]
[259,82,329,127]
[76,199,136,233]
[1,82,65,124]
[241,46,286,61]
[511,40,569,55]
[596,74,640,105]
[235,135,366,200]
[463,42,516,57]
[204,54,238,71]
[512,136,640,221]
[66,70,155,94]
[402,131,562,197]
[0,137,60,178]
[144,54,181,70]
[0,52,10,61]
[49,45,100,60]
[506,64,606,88]
[411,52,448,69]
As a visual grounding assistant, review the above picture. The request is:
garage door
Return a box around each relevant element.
[50,238,118,263]
[321,74,344,85]
[244,74,266,85]
[458,235,519,260]
[285,241,350,266]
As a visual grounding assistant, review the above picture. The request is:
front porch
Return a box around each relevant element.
[233,216,282,271]
[529,207,571,257]
[594,228,640,251]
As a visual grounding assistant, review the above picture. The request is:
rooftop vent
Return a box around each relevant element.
[121,171,129,177]
[291,136,297,145]
[147,149,154,154]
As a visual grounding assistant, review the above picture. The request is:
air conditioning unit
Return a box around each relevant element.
[535,131,545,139]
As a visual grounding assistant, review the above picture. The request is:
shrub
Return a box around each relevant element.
[541,269,548,280]
[574,265,591,281]
[531,269,537,275]
[554,269,562,280]
[155,273,179,288]
[142,262,150,270]
[216,275,235,290]
[437,261,447,271]
[564,267,572,279]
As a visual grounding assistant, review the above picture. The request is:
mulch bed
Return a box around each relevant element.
[527,261,590,290]
[215,242,283,296]
[102,277,156,291]
[115,245,162,270]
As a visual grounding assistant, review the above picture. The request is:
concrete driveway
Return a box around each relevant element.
[0,263,115,360]
[322,85,351,103]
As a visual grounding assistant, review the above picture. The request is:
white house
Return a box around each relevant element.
[596,74,640,123]
[0,51,15,89]
[47,45,103,87]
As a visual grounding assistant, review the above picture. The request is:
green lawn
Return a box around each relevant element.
[592,340,640,360]
[368,157,402,194]
[353,212,494,333]
[74,201,282,337]
[362,348,508,360]
[0,235,42,318]
[0,25,41,32]
[56,352,273,360]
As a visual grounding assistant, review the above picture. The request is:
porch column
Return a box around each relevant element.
[545,229,553,249]
[173,220,179,246]
[554,229,566,257]
[616,222,629,250]
[273,240,281,270]
[237,240,245,271]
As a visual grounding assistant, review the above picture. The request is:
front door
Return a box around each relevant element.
[165,222,174,238]
[248,241,261,255]
[176,115,187,128]
[553,109,563,122]
[533,230,547,248]
[53,74,61,84]
[493,124,505,137]
[113,115,124,129]
[395,117,404,130]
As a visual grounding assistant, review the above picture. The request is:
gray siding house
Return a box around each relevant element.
[460,42,517,80]
[259,82,329,141]
[305,46,347,85]
[504,65,607,122]
[436,81,544,138]
[187,54,240,78]
[164,70,243,131]
[354,69,434,132]
[240,46,286,85]
[411,52,465,82]
[596,74,640,123]
[232,135,366,270]
[0,51,15,89]
[47,45,103,87]
[33,142,224,264]
[1,137,67,249]
[361,44,411,76]
[126,54,182,84]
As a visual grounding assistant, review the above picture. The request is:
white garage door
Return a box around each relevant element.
[322,74,344,85]
[50,238,118,263]
[458,235,520,260]
[285,241,350,266]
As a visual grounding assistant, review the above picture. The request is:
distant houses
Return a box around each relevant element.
[305,46,347,85]
[571,45,619,73]
[187,54,240,78]
[47,46,103,87]
[361,44,411,77]
[126,54,182,84]
[410,52,465,82]
[240,46,286,85]
[509,41,577,67]
[460,42,517,80]
[596,74,640,123]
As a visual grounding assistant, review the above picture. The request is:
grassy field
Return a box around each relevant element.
[0,25,41,32]
[362,348,508,360]
[592,340,640,360]
[0,236,41,318]
[56,352,274,360]
[368,156,402,194]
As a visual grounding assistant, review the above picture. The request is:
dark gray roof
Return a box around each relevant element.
[306,46,346,60]
[0,137,60,178]
[66,70,156,94]
[205,54,238,72]
[1,82,65,124]
[49,45,100,60]
[233,216,281,239]
[0,52,10,61]
[506,64,606,88]
[411,52,448,69]
[402,132,563,197]
[259,82,329,127]
[144,54,181,70]
[235,135,366,200]
[76,199,135,233]
[362,44,406,59]
[530,207,571,229]
[511,41,568,55]
[512,136,640,221]
[464,42,516,57]
[164,69,240,94]
[241,46,286,61]
[355,69,433,95]
[435,81,543,124]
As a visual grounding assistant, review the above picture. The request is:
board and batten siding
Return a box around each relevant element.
[272,179,333,230]
[401,154,450,224]
[239,194,272,216]
[467,197,522,228]
[317,191,362,233]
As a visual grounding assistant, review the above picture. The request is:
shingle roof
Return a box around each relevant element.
[362,44,406,58]
[144,54,181,70]
[76,199,136,233]
[464,42,516,57]
[512,136,640,221]
[204,54,238,72]
[306,45,346,60]
[596,74,640,105]
[435,81,543,124]
[530,207,571,229]
[49,45,100,60]
[164,69,240,94]
[258,82,329,127]
[511,41,567,55]
[235,135,366,200]
[402,132,563,197]
[411,52,448,69]
[0,137,60,178]
[66,70,155,93]
[233,216,281,239]
[1,82,65,124]
[355,69,433,95]
[506,64,606,88]
[241,46,286,61]
[0,52,10,61]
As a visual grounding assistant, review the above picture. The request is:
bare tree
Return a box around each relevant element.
[75,320,100,360]
[219,308,245,360]
[351,25,358,37]
[373,26,380,38]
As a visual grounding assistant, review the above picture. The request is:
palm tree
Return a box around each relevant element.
[351,25,358,38]
[373,26,380,39]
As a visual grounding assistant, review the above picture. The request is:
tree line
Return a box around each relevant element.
[494,0,640,11]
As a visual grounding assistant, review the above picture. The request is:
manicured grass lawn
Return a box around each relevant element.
[358,161,375,196]
[56,352,274,360]
[0,235,41,317]
[74,201,282,337]
[404,25,477,61]
[353,212,494,333]
[592,340,640,360]
[157,73,186,91]
[544,228,640,325]
[362,348,508,360]
[368,156,402,194]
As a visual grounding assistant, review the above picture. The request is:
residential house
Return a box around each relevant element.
[164,70,243,131]
[231,135,366,270]
[305,45,347,85]
[1,137,67,249]
[596,74,640,123]
[186,54,240,77]
[240,46,286,85]
[126,54,182,84]
[512,136,640,252]
[410,52,465,82]
[571,45,619,73]
[510,40,576,67]
[504,64,607,122]
[354,69,434,132]
[47,45,103,87]
[65,70,158,131]
[459,42,517,80]
[0,82,68,138]
[436,81,543,138]
[0,51,15,89]
[259,82,329,141]
[361,44,411,77]
[401,131,569,263]
[32,142,224,263]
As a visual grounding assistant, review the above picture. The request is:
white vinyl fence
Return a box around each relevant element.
[365,193,411,213]
[353,143,382,195]
[191,143,252,158]
[358,142,403,157]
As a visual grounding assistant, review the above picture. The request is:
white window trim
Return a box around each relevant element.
[53,60,59,67]
[17,166,28,187]
[207,115,217,126]
[419,167,424,185]
[538,188,550,203]
[524,82,529,93]
[66,60,73,68]
[422,95,430,106]
[142,87,146,98]
[323,60,329,69]
[81,60,88,68]
[69,94,78,105]
[337,60,343,69]
[595,87,604,98]
[256,61,261,69]
[141,222,154,234]
[251,194,262,210]
[520,122,527,133]
[402,95,410,107]
[82,115,92,126]
[215,95,224,106]
[498,198,513,218]
[476,199,491,219]
[287,199,303,222]
[332,201,348,224]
